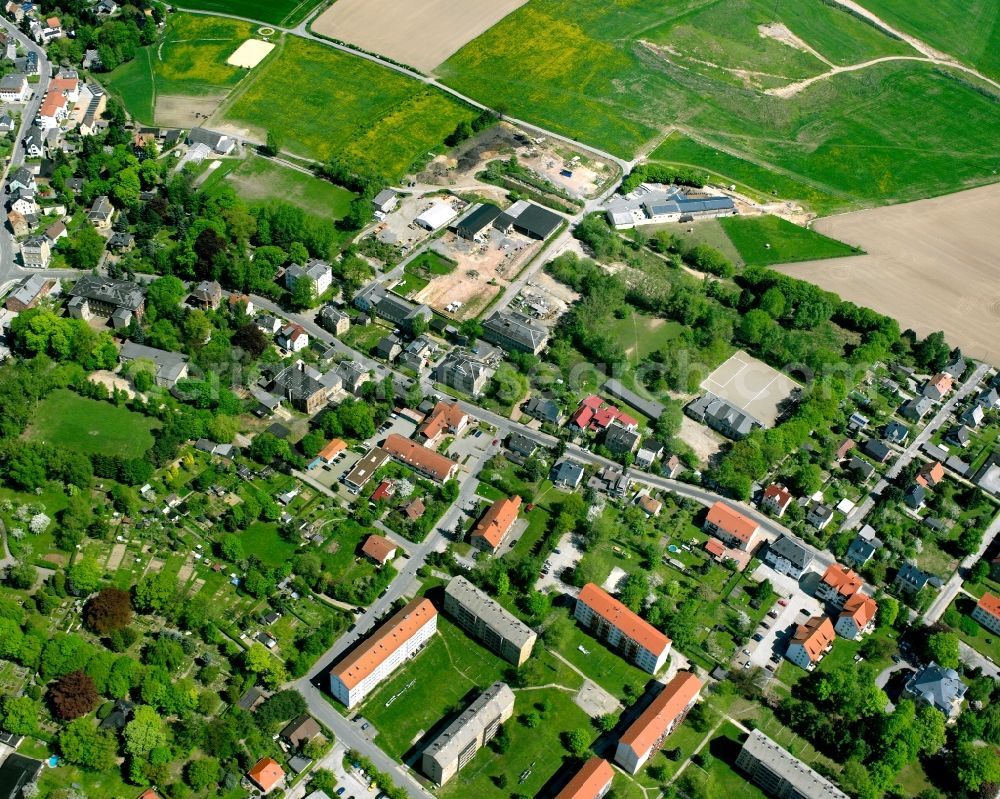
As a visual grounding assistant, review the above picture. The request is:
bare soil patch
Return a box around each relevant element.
[776,183,1000,365]
[312,0,529,73]
[227,39,274,68]
[156,94,226,128]
[107,543,127,571]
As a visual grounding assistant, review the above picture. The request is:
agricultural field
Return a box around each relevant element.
[439,0,1000,209]
[777,182,1000,364]
[201,154,356,224]
[220,36,477,178]
[23,389,159,458]
[174,0,320,26]
[719,215,859,267]
[103,14,260,125]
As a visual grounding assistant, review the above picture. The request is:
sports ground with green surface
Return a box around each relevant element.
[24,390,158,459]
[719,215,859,267]
[219,36,476,178]
[201,154,356,223]
[175,0,320,26]
[439,0,1000,211]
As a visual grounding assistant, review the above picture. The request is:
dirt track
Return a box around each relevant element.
[311,0,528,73]
[776,183,1000,365]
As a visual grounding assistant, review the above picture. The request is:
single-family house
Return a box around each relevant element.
[276,323,308,352]
[416,400,469,446]
[916,461,945,489]
[846,526,882,567]
[848,455,876,481]
[376,334,402,362]
[189,280,222,310]
[604,421,641,455]
[884,421,910,445]
[522,396,563,425]
[806,502,834,531]
[760,484,793,517]
[19,235,50,268]
[961,403,985,428]
[901,396,933,421]
[835,438,856,461]
[862,438,892,463]
[6,210,28,237]
[280,714,321,749]
[922,373,954,401]
[361,535,397,567]
[318,304,350,336]
[635,493,662,517]
[703,501,762,552]
[904,663,966,720]
[894,562,941,595]
[88,195,114,228]
[246,757,285,794]
[904,483,926,510]
[551,460,584,489]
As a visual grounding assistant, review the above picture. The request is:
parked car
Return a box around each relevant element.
[778,599,788,606]
[752,633,764,642]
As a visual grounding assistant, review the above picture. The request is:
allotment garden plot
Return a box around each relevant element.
[700,351,798,427]
[311,0,530,73]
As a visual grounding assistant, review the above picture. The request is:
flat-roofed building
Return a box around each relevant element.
[614,672,703,774]
[736,730,848,799]
[329,598,437,708]
[574,583,671,674]
[421,682,515,785]
[444,576,536,666]
[343,447,391,493]
[554,757,615,799]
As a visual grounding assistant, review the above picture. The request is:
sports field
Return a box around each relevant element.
[700,351,798,426]
[719,215,858,267]
[24,389,159,459]
[202,155,356,223]
[439,0,1000,209]
[173,0,319,26]
[219,36,477,178]
[103,14,259,125]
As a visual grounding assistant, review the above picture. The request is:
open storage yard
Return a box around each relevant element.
[438,0,1000,211]
[311,0,530,73]
[777,182,1000,365]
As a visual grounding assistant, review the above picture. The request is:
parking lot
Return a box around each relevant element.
[735,563,826,671]
[535,531,584,594]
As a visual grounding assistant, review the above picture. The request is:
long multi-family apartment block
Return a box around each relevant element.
[329,598,437,708]
[614,672,703,774]
[735,730,848,799]
[554,757,615,799]
[443,576,536,666]
[421,682,515,785]
[574,583,671,674]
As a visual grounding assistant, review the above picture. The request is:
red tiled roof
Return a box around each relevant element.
[417,400,467,441]
[821,564,863,598]
[917,461,945,487]
[247,757,284,792]
[705,501,760,545]
[619,672,702,756]
[361,534,396,565]
[316,438,346,461]
[403,498,425,519]
[977,592,1000,621]
[370,480,393,503]
[638,495,661,515]
[836,438,856,459]
[138,791,163,799]
[471,496,521,550]
[572,394,637,431]
[331,598,436,689]
[840,593,877,629]
[705,538,725,557]
[763,484,792,508]
[928,373,953,394]
[578,583,670,656]
[383,434,458,482]
[554,757,615,799]
[792,616,835,663]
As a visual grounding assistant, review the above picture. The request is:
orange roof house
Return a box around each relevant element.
[403,498,425,519]
[703,501,761,551]
[361,534,397,567]
[835,594,878,640]
[416,400,469,445]
[817,564,863,607]
[916,461,945,488]
[575,583,670,673]
[317,438,346,461]
[247,757,285,793]
[138,791,163,799]
[614,672,703,774]
[383,434,459,482]
[555,757,615,799]
[470,496,521,554]
[705,538,726,558]
[761,484,793,517]
[924,373,954,399]
[330,598,437,707]
[786,616,835,670]
[972,592,1000,634]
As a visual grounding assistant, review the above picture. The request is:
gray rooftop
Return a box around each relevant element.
[603,378,665,420]
[445,577,536,650]
[739,730,848,799]
[422,682,515,770]
[768,535,812,569]
[70,274,144,311]
[482,309,547,351]
[905,662,967,715]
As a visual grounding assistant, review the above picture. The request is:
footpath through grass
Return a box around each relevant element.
[24,389,158,459]
[720,215,859,267]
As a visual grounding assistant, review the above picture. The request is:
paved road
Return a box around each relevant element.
[841,363,990,532]
[0,18,50,282]
[924,509,1000,625]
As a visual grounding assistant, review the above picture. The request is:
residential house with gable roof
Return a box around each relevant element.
[972,592,1000,635]
[702,501,762,552]
[470,495,521,555]
[785,616,835,670]
[574,583,671,674]
[614,672,702,775]
[835,594,877,640]
[816,564,863,608]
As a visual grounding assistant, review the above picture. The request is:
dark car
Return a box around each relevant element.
[336,789,345,797]
[752,633,764,642]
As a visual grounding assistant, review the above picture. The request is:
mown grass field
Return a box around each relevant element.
[860,0,1000,81]
[174,0,320,26]
[221,36,477,178]
[201,154,356,223]
[103,14,256,123]
[604,310,683,364]
[439,0,1000,210]
[719,215,859,266]
[24,389,159,458]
